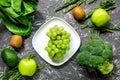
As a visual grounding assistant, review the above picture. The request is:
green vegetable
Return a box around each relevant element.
[81,23,120,32]
[55,0,78,12]
[0,0,38,36]
[0,11,32,36]
[76,29,114,75]
[0,67,23,80]
[84,0,116,20]
[0,54,44,80]
[64,0,86,14]
[11,0,22,12]
[88,0,97,4]
[55,0,86,14]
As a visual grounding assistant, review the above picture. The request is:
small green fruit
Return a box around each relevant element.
[91,8,110,27]
[18,58,37,76]
[1,48,19,67]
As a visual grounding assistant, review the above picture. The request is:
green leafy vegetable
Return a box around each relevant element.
[11,0,22,12]
[0,0,38,36]
[0,11,32,36]
[0,0,10,7]
[76,29,114,75]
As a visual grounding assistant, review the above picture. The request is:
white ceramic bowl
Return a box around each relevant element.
[32,17,81,66]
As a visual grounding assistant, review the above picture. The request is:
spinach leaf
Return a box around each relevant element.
[0,0,38,36]
[0,6,20,18]
[0,0,10,7]
[0,11,32,36]
[22,1,34,16]
[11,0,22,12]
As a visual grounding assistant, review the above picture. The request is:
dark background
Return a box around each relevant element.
[0,0,120,80]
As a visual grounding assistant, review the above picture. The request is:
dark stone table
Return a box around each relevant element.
[0,0,120,80]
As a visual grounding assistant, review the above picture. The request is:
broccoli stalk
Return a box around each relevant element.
[98,61,114,75]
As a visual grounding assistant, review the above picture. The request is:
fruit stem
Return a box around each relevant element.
[26,54,35,59]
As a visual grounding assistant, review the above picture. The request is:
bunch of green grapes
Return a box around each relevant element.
[45,25,71,61]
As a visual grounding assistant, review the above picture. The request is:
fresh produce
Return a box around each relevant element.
[83,0,116,20]
[76,29,114,75]
[55,0,86,13]
[80,0,119,32]
[0,67,23,80]
[81,22,120,32]
[88,0,97,4]
[1,48,19,67]
[0,54,44,80]
[45,25,71,61]
[72,6,86,20]
[10,35,23,48]
[91,8,110,27]
[18,54,37,76]
[0,0,38,36]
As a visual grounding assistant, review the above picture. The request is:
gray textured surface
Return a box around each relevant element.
[0,0,120,80]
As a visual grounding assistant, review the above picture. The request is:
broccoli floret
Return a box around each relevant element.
[98,61,114,75]
[76,30,114,75]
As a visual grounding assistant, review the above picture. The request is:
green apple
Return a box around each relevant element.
[91,8,110,27]
[18,58,37,76]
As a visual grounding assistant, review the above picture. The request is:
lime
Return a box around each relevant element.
[91,8,110,27]
[1,48,19,67]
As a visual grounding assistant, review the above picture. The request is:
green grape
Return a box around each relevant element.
[59,26,64,31]
[51,36,56,40]
[62,30,67,35]
[57,36,61,40]
[48,47,52,53]
[56,53,62,58]
[57,44,61,48]
[54,48,59,53]
[46,32,51,37]
[49,51,55,58]
[66,33,71,38]
[52,32,57,37]
[63,39,68,44]
[51,45,56,49]
[65,39,70,44]
[61,44,66,49]
[45,25,71,61]
[58,40,63,45]
[53,40,58,45]
[45,47,51,53]
[60,50,66,54]
[57,30,61,35]
[48,42,53,47]
[53,53,64,61]
[61,35,66,39]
